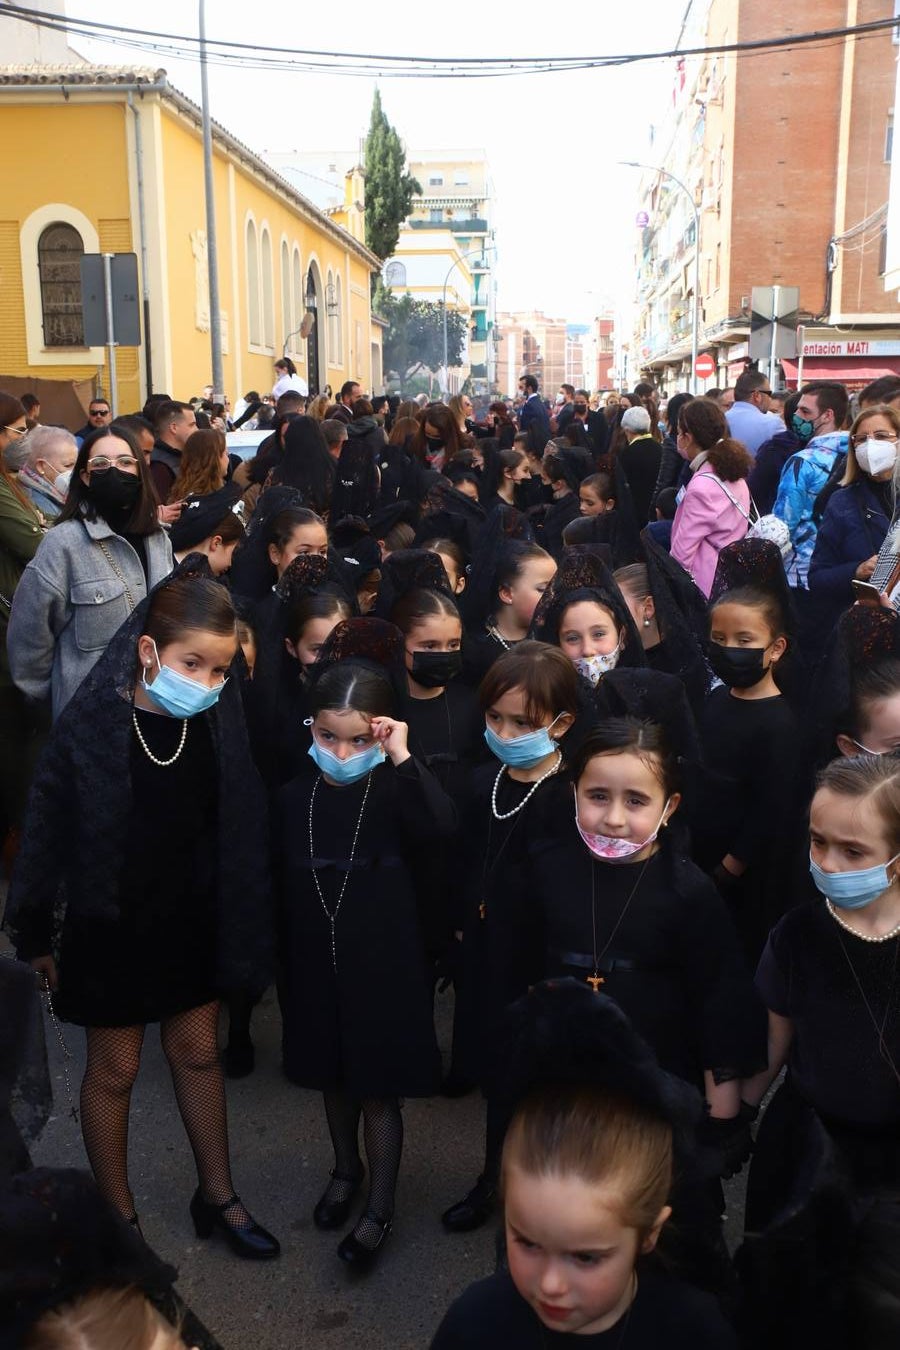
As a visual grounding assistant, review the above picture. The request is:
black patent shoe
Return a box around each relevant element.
[223,1036,255,1079]
[336,1209,392,1271]
[441,1175,497,1232]
[190,1190,281,1259]
[313,1165,365,1230]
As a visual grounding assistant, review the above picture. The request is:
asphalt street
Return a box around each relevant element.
[23,971,748,1349]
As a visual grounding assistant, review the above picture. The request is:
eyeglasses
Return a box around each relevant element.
[87,455,140,473]
[3,424,27,437]
[851,432,899,446]
[89,408,111,417]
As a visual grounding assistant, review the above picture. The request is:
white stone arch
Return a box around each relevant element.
[305,253,326,395]
[291,244,304,361]
[20,203,104,366]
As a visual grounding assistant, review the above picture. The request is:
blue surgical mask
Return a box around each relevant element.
[809,851,900,909]
[142,640,227,718]
[308,736,385,784]
[484,714,563,768]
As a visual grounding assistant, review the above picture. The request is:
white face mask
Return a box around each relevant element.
[54,469,72,495]
[855,438,898,478]
[574,644,621,686]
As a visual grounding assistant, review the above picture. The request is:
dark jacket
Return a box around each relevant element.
[748,428,801,516]
[808,477,892,629]
[619,434,663,526]
[650,434,688,513]
[331,403,353,425]
[149,440,181,501]
[518,394,550,446]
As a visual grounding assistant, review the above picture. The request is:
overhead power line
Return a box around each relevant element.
[1,3,899,78]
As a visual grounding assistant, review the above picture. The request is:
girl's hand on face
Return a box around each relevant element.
[30,954,58,991]
[369,716,410,766]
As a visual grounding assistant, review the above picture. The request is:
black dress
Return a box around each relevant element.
[430,1264,738,1349]
[400,682,486,959]
[749,902,900,1216]
[453,767,566,1086]
[54,708,218,1026]
[275,756,457,1097]
[693,687,803,962]
[529,811,765,1088]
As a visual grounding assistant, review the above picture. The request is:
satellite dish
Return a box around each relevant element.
[299,311,315,339]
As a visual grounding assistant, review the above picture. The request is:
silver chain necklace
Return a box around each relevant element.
[308,771,373,971]
[132,709,188,766]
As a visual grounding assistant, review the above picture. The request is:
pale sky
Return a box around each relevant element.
[64,0,689,324]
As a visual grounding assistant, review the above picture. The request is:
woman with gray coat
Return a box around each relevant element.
[8,426,172,719]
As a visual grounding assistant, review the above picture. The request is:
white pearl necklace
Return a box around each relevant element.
[132,709,188,766]
[825,898,900,943]
[491,751,562,820]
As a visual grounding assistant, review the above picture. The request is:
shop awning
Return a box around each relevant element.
[781,357,900,383]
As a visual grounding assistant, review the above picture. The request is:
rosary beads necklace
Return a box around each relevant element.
[308,771,373,971]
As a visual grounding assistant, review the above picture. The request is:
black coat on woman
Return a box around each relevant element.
[526,805,766,1091]
[4,579,273,1027]
[275,755,457,1098]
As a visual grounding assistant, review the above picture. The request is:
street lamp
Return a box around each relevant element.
[620,161,702,394]
[442,246,495,393]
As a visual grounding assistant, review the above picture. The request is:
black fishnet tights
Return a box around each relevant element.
[322,1091,403,1250]
[81,1001,251,1228]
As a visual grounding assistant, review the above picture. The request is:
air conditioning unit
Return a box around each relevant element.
[741,295,750,310]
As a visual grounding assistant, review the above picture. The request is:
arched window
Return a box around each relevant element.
[38,222,85,347]
[292,247,303,351]
[260,226,275,349]
[384,259,406,288]
[335,274,344,364]
[281,239,291,351]
[326,268,336,364]
[246,218,260,347]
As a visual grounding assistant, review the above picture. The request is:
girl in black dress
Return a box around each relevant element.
[388,561,484,983]
[742,754,900,1344]
[432,981,737,1349]
[529,549,646,689]
[274,622,457,1270]
[462,540,557,686]
[529,717,765,1293]
[442,643,580,1232]
[695,563,802,963]
[4,572,278,1258]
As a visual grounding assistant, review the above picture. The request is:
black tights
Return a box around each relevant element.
[80,1001,250,1226]
[322,1090,403,1248]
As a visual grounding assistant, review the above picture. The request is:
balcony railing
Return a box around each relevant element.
[407,218,489,233]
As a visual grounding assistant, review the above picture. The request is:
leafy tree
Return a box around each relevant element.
[380,289,467,382]
[364,90,420,261]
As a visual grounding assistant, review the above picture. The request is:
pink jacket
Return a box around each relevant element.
[670,464,750,597]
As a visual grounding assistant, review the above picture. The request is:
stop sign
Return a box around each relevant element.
[695,353,716,379]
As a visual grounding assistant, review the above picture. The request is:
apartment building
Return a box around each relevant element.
[629,0,900,393]
[496,312,568,399]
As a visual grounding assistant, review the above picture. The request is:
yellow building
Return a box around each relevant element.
[0,65,381,414]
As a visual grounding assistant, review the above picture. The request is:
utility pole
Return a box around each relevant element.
[199,0,224,402]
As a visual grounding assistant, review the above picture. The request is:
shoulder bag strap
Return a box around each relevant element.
[96,538,136,613]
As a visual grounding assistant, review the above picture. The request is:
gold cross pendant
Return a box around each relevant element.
[586,973,604,992]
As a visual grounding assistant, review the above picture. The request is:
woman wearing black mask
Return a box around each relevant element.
[410,405,469,472]
[7,426,172,719]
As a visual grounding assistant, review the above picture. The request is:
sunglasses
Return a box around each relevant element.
[90,408,110,417]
